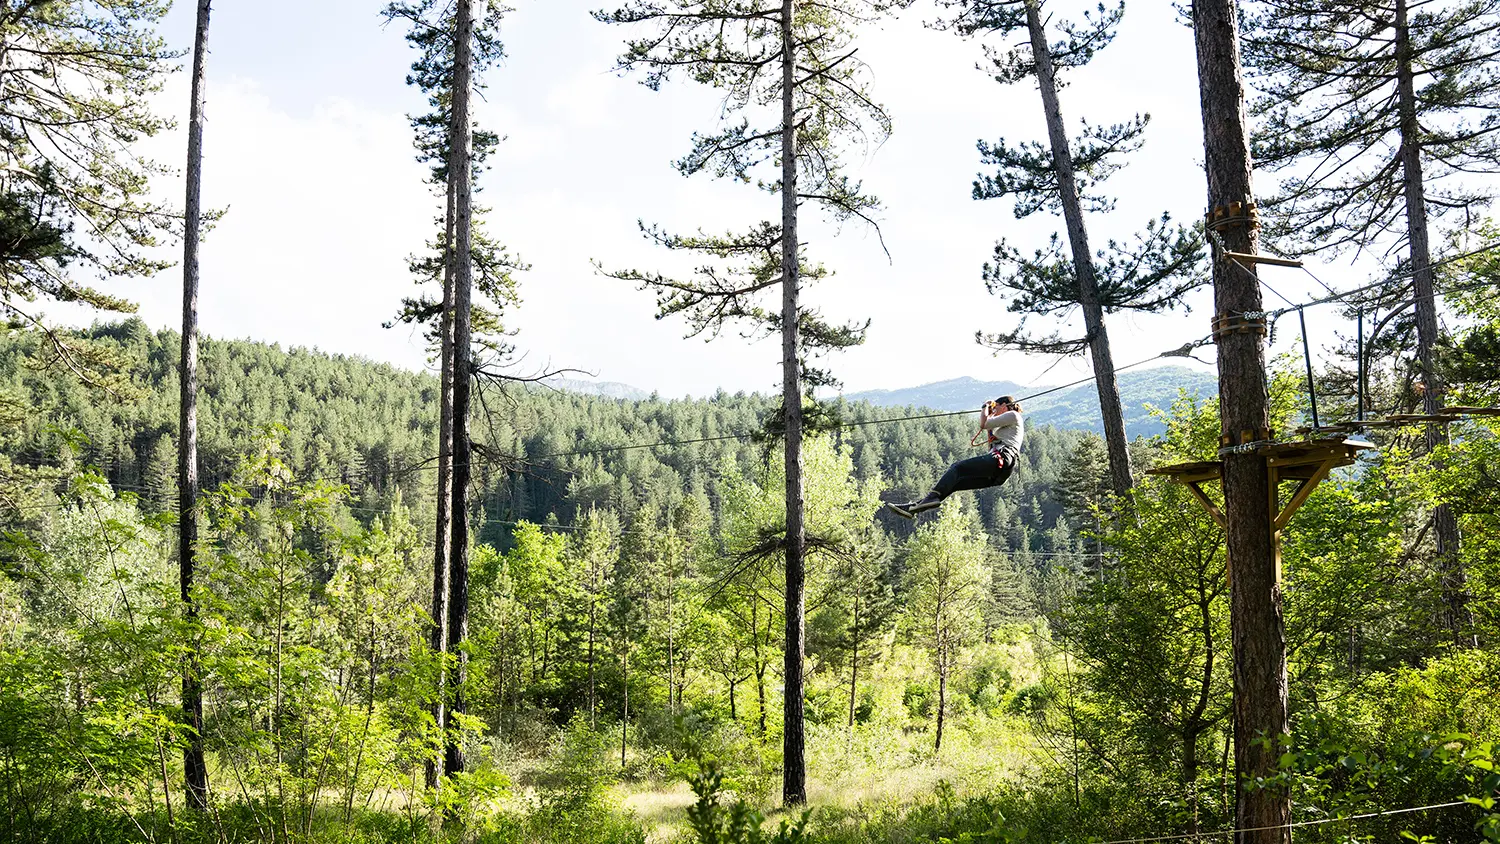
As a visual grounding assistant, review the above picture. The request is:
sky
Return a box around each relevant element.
[51,0,1379,399]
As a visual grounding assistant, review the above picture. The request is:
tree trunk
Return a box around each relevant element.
[847,602,859,729]
[179,0,212,811]
[728,677,738,721]
[935,658,947,753]
[1186,593,1216,837]
[1190,2,1291,842]
[620,648,630,768]
[1024,0,1132,498]
[779,0,808,809]
[1184,727,1201,837]
[754,598,769,737]
[588,579,598,729]
[445,0,476,779]
[426,108,458,797]
[1393,0,1474,647]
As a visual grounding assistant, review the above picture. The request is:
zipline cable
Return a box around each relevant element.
[1241,239,1500,319]
[3,334,1217,516]
[1088,799,1468,844]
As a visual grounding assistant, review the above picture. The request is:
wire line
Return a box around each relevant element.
[1091,799,1468,844]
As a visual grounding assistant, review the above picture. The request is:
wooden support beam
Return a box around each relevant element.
[1273,456,1336,532]
[1188,480,1226,528]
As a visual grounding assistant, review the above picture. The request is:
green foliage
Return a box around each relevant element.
[936,0,1205,358]
[381,0,526,358]
[0,0,179,385]
[1246,0,1500,257]
[686,761,809,844]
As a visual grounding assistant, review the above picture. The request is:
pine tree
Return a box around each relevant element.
[0,0,178,384]
[1192,0,1291,839]
[384,0,526,783]
[178,0,212,810]
[1243,0,1497,645]
[571,508,620,729]
[594,0,911,804]
[904,505,989,752]
[938,0,1206,498]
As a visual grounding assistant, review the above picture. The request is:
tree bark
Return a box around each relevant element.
[588,572,598,729]
[426,103,458,797]
[1024,0,1132,498]
[754,597,768,737]
[1190,2,1290,842]
[780,0,808,809]
[847,598,859,729]
[445,0,476,779]
[179,0,212,811]
[935,657,947,752]
[1393,0,1474,647]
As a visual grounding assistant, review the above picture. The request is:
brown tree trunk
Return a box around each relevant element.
[780,0,808,808]
[179,0,212,811]
[1393,0,1474,647]
[426,113,458,797]
[754,598,769,737]
[1024,0,1133,498]
[935,657,947,752]
[847,599,859,729]
[588,579,598,729]
[445,0,477,779]
[1190,2,1290,842]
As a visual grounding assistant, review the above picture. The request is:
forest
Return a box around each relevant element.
[3,0,1500,843]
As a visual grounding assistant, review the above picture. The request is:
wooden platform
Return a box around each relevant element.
[1289,407,1500,437]
[1148,436,1374,532]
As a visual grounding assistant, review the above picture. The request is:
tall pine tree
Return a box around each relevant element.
[1243,0,1499,644]
[0,0,179,385]
[178,0,213,810]
[939,0,1205,498]
[595,0,910,804]
[384,0,525,785]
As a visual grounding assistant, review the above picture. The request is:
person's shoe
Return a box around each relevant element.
[887,492,942,519]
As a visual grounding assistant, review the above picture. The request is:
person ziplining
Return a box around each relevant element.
[887,396,1024,519]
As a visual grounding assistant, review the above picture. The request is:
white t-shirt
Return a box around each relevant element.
[980,409,1024,455]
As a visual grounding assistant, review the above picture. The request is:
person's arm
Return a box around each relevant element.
[981,409,1020,431]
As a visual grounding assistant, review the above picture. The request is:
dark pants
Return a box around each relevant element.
[933,450,1016,499]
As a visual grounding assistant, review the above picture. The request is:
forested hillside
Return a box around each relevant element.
[5,1,1500,844]
[0,321,1092,553]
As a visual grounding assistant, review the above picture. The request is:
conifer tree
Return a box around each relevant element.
[1243,0,1498,644]
[595,0,910,804]
[938,0,1205,499]
[571,508,620,729]
[383,0,525,784]
[904,505,989,752]
[0,0,178,384]
[178,0,212,810]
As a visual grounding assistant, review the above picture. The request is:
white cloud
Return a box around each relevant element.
[44,0,1375,401]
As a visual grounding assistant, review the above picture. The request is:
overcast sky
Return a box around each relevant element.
[52,0,1379,399]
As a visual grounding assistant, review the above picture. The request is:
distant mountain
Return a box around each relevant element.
[540,376,652,401]
[841,367,1218,436]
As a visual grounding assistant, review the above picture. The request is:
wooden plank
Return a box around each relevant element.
[1443,406,1500,417]
[1265,446,1344,467]
[1147,460,1222,484]
[1223,251,1304,268]
[1386,414,1458,424]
